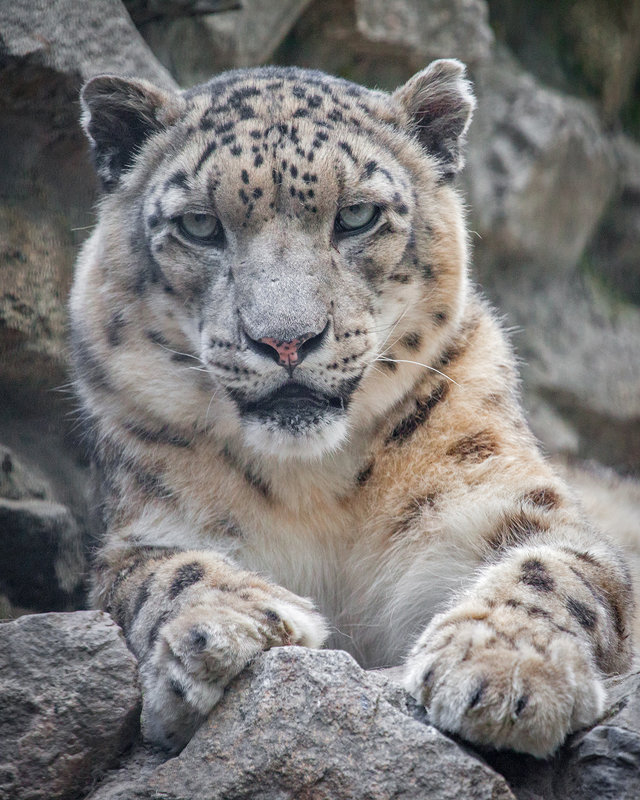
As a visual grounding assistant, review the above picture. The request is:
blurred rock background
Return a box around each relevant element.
[1,0,639,619]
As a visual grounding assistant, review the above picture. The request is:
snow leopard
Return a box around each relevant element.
[71,60,634,755]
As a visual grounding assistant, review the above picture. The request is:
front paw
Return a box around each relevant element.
[403,600,606,757]
[141,581,328,751]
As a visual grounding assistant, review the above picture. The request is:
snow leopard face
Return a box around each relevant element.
[75,63,473,458]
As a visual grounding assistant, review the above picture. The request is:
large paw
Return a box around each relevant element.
[140,580,328,751]
[403,600,606,757]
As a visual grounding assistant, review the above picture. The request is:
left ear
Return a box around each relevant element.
[393,59,475,178]
[80,75,184,192]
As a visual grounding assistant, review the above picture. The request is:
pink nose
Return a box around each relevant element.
[258,333,315,371]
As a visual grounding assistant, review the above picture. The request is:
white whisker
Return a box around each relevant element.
[155,341,204,365]
[374,356,460,386]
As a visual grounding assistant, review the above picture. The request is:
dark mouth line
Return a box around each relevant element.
[236,383,344,416]
[226,372,363,420]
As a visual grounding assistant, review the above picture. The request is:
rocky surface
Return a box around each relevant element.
[465,48,617,276]
[138,0,314,87]
[1,620,636,800]
[0,611,140,800]
[587,134,640,305]
[275,0,492,91]
[0,0,176,404]
[0,444,86,617]
[87,647,515,800]
[0,0,180,619]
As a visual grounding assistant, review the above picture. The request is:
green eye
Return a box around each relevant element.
[178,213,222,243]
[335,203,380,234]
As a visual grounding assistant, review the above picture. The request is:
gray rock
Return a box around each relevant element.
[272,0,492,92]
[0,0,177,404]
[586,134,640,305]
[558,726,640,800]
[89,648,514,800]
[140,0,312,86]
[355,0,492,66]
[0,444,49,501]
[458,50,640,474]
[0,498,85,612]
[486,267,640,475]
[0,428,91,616]
[465,49,617,278]
[0,0,177,89]
[124,0,241,26]
[0,611,141,800]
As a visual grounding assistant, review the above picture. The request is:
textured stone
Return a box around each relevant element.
[0,0,177,402]
[88,648,514,800]
[0,444,49,501]
[465,49,617,277]
[274,0,492,91]
[0,420,91,618]
[586,134,640,305]
[486,268,640,475]
[140,0,312,86]
[124,0,241,26]
[458,50,640,474]
[0,498,85,612]
[0,0,176,89]
[355,0,492,65]
[0,611,141,800]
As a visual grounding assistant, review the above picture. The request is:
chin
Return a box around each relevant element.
[241,411,349,460]
[231,381,353,460]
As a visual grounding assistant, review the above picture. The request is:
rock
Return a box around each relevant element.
[84,650,640,800]
[586,134,640,305]
[487,267,640,476]
[486,0,640,134]
[88,648,514,800]
[0,0,177,405]
[0,611,141,800]
[139,0,313,86]
[465,48,617,278]
[0,0,176,89]
[558,725,640,800]
[0,443,86,617]
[274,0,492,91]
[458,50,640,474]
[355,0,492,66]
[124,0,241,26]
[0,498,85,612]
[0,444,49,501]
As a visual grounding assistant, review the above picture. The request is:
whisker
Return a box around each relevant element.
[154,341,204,364]
[204,387,221,432]
[374,305,410,354]
[374,356,460,386]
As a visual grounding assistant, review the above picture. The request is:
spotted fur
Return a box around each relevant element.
[71,61,634,756]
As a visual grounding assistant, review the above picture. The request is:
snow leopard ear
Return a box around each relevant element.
[393,59,475,179]
[81,75,184,192]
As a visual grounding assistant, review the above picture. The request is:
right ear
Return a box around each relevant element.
[80,75,184,192]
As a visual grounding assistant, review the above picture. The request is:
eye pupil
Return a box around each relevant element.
[336,203,379,234]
